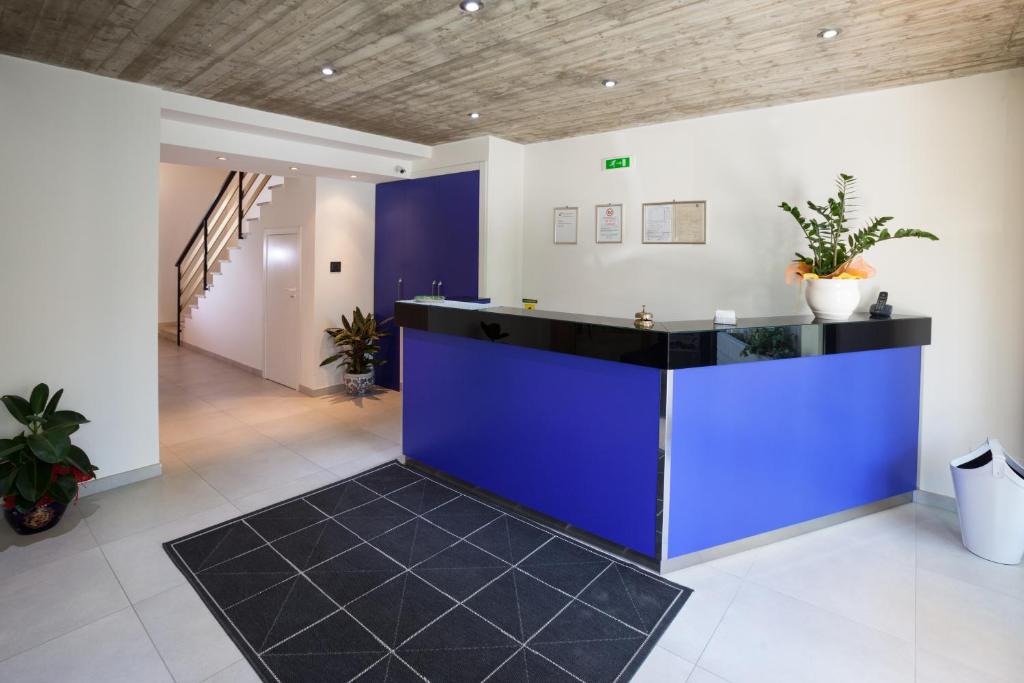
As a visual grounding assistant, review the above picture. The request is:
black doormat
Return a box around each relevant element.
[164,461,691,682]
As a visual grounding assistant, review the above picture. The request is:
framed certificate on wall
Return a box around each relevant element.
[553,207,578,244]
[642,201,706,244]
[595,204,623,243]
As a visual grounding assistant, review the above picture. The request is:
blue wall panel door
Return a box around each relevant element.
[433,171,481,301]
[403,328,663,557]
[667,347,921,558]
[374,171,480,389]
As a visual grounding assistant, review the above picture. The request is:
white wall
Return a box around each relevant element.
[483,137,525,307]
[158,163,229,323]
[0,55,161,481]
[305,178,376,391]
[521,69,1024,496]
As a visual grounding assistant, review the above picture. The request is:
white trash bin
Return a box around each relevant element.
[950,438,1024,565]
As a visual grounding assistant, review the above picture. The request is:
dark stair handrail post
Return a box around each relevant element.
[176,264,182,347]
[202,216,209,291]
[237,172,244,239]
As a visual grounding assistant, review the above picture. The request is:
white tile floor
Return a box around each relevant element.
[0,341,1021,682]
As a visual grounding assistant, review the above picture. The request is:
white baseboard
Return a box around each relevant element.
[299,383,344,397]
[913,489,958,512]
[175,339,262,376]
[299,383,397,397]
[77,463,162,497]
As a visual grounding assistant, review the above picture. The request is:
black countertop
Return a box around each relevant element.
[394,301,932,370]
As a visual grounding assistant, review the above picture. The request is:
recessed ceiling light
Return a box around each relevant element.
[459,1,483,12]
[289,166,299,171]
[350,175,358,179]
[602,79,617,88]
[818,28,840,39]
[469,111,481,119]
[216,156,228,161]
[321,66,335,76]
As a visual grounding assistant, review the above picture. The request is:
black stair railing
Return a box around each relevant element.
[175,171,238,346]
[173,171,273,346]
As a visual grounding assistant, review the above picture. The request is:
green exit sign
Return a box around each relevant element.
[603,156,632,170]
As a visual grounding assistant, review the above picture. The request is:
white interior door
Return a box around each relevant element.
[264,231,300,389]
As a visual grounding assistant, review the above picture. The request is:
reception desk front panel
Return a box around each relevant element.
[667,347,921,557]
[402,328,663,557]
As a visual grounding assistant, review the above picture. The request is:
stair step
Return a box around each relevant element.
[157,323,178,342]
[267,175,285,189]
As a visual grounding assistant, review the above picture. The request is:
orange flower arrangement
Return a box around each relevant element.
[784,256,877,284]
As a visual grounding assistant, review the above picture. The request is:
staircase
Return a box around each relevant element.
[173,171,283,345]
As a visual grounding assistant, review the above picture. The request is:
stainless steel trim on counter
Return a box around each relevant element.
[659,370,674,563]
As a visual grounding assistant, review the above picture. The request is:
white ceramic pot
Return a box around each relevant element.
[804,278,860,320]
[344,370,374,396]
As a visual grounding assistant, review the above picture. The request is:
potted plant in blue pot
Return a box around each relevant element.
[320,307,392,396]
[1,383,98,534]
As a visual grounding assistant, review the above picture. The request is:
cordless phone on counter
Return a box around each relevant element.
[870,292,893,319]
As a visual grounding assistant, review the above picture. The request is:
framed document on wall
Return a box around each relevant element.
[642,201,706,244]
[553,207,578,244]
[595,204,623,243]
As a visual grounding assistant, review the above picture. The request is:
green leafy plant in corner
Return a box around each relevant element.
[738,327,797,360]
[320,306,393,375]
[1,384,98,512]
[780,173,938,277]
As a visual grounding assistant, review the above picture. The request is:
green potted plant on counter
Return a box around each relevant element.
[780,173,938,320]
[321,306,392,396]
[1,383,98,534]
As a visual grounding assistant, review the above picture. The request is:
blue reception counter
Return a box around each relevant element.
[395,302,930,572]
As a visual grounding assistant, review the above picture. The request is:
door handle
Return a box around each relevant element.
[285,287,297,298]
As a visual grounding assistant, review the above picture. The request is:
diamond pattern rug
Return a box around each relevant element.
[165,461,691,682]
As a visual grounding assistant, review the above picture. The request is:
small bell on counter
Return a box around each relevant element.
[634,305,655,329]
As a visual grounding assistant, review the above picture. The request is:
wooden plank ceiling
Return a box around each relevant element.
[2,0,1022,145]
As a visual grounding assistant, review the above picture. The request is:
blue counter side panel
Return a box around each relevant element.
[403,328,662,556]
[668,347,921,558]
